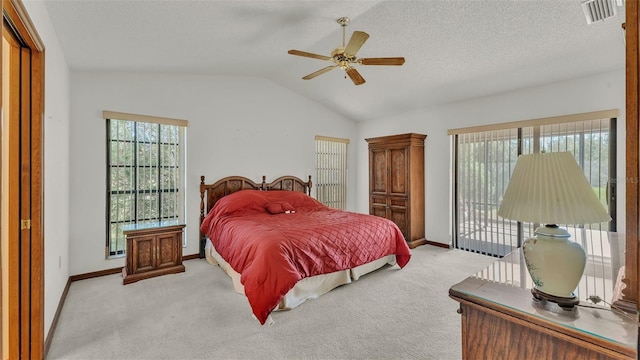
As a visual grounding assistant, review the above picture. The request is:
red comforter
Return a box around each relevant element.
[200,190,411,324]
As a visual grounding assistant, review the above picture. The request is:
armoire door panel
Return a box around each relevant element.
[389,197,407,208]
[370,195,388,207]
[370,205,388,218]
[389,147,408,196]
[390,207,408,239]
[371,149,387,194]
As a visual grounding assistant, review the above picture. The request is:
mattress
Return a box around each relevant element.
[204,238,396,311]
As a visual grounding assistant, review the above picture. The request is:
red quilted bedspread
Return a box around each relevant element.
[200,190,411,324]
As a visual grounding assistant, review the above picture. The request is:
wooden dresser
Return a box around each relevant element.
[365,133,427,248]
[122,221,186,285]
[449,234,637,360]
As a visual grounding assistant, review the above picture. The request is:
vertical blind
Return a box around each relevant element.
[450,110,617,304]
[315,136,349,210]
[454,127,530,257]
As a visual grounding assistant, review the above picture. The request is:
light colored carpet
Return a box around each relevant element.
[46,245,496,360]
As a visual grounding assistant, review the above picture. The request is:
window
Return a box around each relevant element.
[451,114,616,257]
[450,110,617,306]
[105,111,187,258]
[315,136,349,209]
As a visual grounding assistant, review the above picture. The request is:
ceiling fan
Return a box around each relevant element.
[288,17,405,86]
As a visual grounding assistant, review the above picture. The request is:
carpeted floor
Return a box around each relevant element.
[46,245,496,360]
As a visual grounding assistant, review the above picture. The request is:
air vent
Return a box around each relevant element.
[581,0,618,24]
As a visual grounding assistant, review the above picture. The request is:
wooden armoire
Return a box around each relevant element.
[366,133,427,248]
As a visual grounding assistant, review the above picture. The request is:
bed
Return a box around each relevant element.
[199,175,411,325]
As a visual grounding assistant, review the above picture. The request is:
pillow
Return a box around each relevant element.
[266,201,295,214]
[210,190,269,217]
[260,190,326,211]
[201,190,270,234]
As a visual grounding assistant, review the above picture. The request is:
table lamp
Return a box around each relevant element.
[497,152,611,309]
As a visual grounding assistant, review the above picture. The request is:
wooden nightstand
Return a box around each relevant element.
[122,221,186,285]
[449,232,636,359]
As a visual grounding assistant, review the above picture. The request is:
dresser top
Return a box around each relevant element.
[121,220,185,233]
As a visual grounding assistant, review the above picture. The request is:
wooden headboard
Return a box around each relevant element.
[198,175,312,257]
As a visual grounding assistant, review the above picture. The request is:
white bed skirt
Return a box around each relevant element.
[204,238,396,311]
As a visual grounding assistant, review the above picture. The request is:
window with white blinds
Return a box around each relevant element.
[105,111,187,258]
[450,111,617,306]
[315,136,349,210]
[451,114,616,257]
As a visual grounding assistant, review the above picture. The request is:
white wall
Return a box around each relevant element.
[356,69,626,246]
[69,72,358,275]
[22,0,71,339]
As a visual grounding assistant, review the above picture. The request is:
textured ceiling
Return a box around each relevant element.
[43,0,626,122]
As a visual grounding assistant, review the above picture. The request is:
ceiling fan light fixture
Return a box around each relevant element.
[581,0,618,25]
[287,16,405,86]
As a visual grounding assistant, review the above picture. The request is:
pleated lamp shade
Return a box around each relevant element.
[497,152,611,225]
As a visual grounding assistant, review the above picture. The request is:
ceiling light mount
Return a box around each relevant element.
[337,17,350,27]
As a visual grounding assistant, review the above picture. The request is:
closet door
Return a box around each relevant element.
[1,2,45,358]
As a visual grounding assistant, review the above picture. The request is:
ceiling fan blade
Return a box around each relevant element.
[302,66,337,80]
[344,31,369,57]
[288,49,332,61]
[345,67,366,86]
[359,57,406,66]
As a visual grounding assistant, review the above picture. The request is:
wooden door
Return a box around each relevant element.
[1,16,21,358]
[1,0,44,358]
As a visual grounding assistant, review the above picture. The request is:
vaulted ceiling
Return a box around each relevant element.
[44,0,626,122]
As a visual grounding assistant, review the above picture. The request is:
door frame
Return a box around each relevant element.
[622,0,639,312]
[1,0,44,358]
